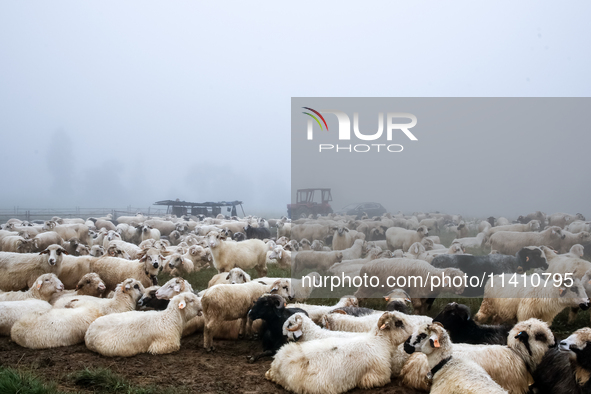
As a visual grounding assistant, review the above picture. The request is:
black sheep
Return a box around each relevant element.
[247,294,308,363]
[531,328,591,394]
[433,302,509,345]
[431,246,548,297]
[137,287,169,310]
[244,224,271,240]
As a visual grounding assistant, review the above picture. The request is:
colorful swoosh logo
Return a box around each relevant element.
[302,107,329,131]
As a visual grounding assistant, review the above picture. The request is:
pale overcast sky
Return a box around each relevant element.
[0,1,589,217]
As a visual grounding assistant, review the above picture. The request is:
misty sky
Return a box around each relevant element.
[1,1,590,218]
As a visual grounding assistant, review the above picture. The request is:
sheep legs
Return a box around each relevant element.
[238,317,250,339]
[204,320,215,352]
[247,349,275,363]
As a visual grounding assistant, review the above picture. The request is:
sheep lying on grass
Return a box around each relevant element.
[85,292,202,357]
[11,278,144,349]
[0,300,52,336]
[49,273,105,305]
[0,273,63,302]
[265,312,413,394]
[403,322,508,394]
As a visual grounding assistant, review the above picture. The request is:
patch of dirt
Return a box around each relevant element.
[0,334,424,393]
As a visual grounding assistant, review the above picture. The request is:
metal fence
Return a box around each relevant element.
[0,206,169,222]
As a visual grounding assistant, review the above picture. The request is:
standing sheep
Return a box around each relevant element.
[201,279,291,351]
[0,245,68,291]
[488,226,565,255]
[475,274,589,325]
[90,248,163,292]
[206,231,268,277]
[385,226,429,252]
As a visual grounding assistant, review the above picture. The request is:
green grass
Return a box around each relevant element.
[0,367,62,394]
[0,367,189,394]
[70,368,185,394]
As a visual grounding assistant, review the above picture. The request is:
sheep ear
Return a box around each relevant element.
[39,249,50,255]
[384,296,390,301]
[271,286,278,292]
[429,333,440,348]
[36,280,43,290]
[174,284,181,292]
[559,287,567,297]
[178,300,186,309]
[125,283,131,291]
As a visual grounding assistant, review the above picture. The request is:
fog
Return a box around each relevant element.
[1,1,590,218]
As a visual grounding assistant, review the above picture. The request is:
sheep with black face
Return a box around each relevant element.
[246,294,308,363]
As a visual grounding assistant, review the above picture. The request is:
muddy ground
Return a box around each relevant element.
[0,333,423,394]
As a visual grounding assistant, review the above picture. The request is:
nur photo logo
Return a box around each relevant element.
[301,107,418,153]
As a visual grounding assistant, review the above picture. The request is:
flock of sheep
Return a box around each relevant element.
[1,210,591,394]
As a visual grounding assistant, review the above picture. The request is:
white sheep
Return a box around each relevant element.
[49,273,106,305]
[32,231,64,252]
[265,312,413,394]
[89,245,104,257]
[1,235,34,253]
[206,231,268,276]
[403,322,508,394]
[0,273,64,302]
[292,250,343,274]
[287,296,359,324]
[331,226,365,250]
[85,292,202,357]
[385,226,429,252]
[488,226,565,255]
[207,267,251,288]
[322,310,432,333]
[0,300,52,336]
[0,245,68,291]
[154,277,194,299]
[90,247,163,292]
[282,312,359,342]
[166,253,195,276]
[268,245,291,269]
[11,278,144,348]
[339,239,365,260]
[475,274,589,325]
